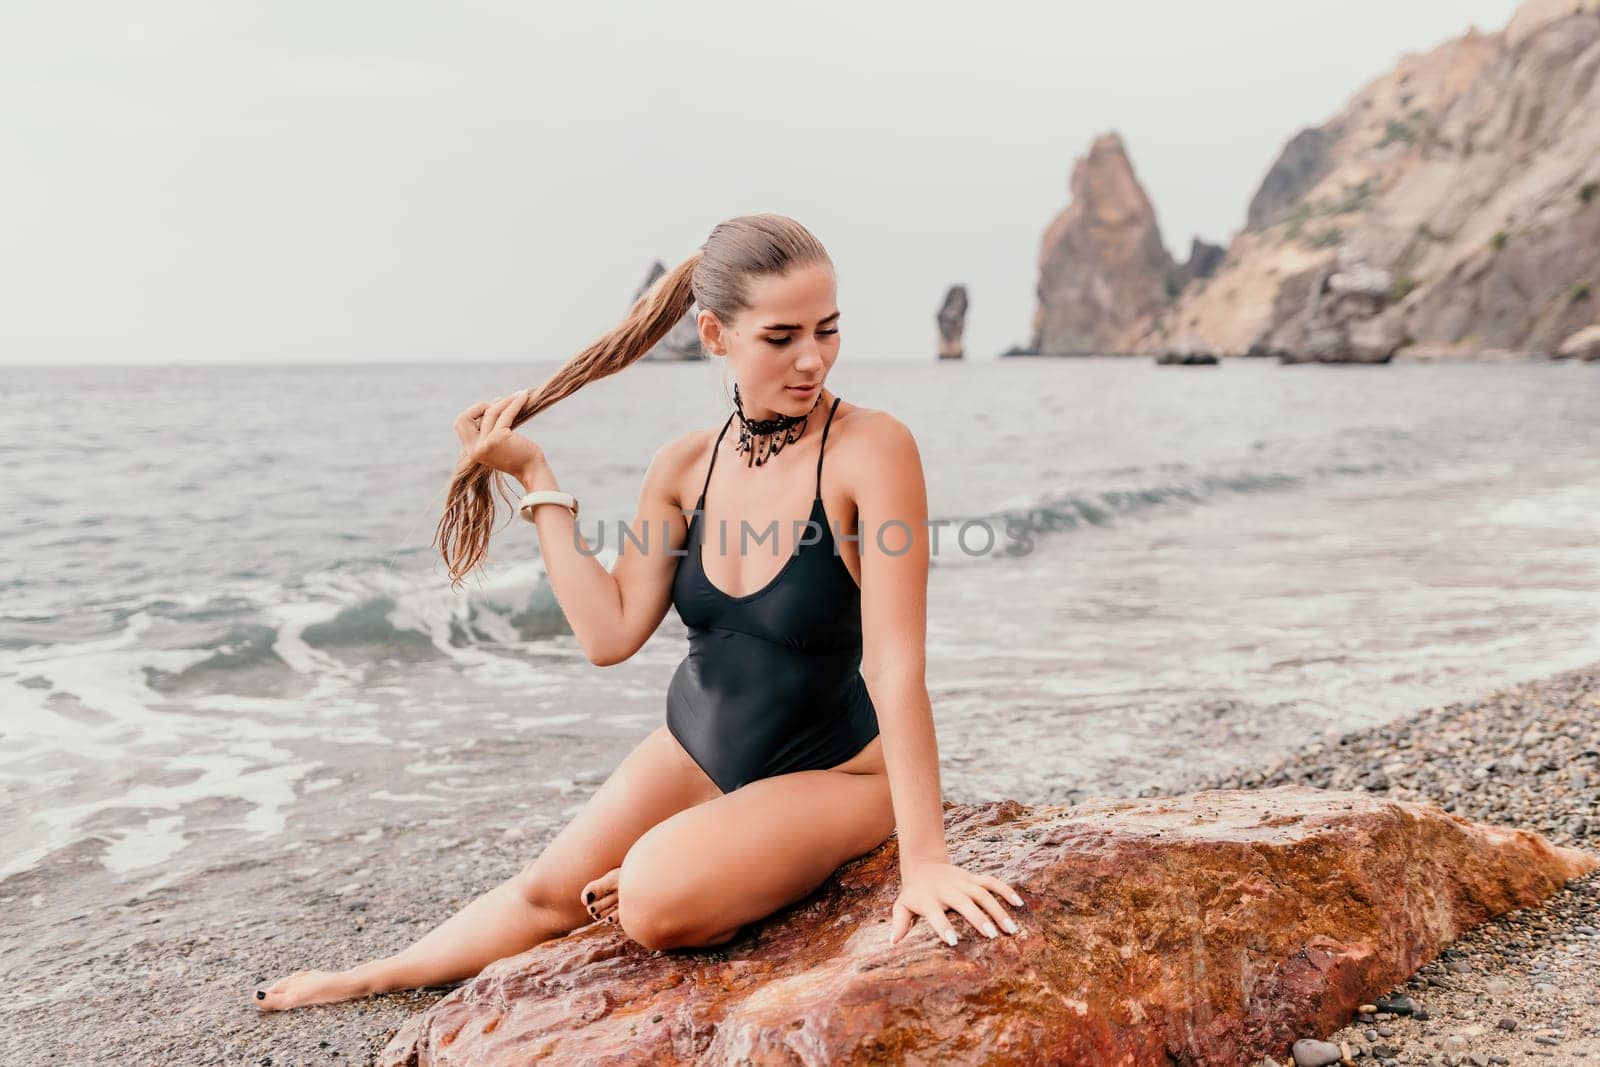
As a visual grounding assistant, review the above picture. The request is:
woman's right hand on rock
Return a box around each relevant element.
[455,389,544,479]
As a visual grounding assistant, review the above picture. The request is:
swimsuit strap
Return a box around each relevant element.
[814,394,841,499]
[697,412,736,509]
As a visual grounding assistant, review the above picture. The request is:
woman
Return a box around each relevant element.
[255,213,1024,1012]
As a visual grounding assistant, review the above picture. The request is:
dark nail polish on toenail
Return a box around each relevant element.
[256,990,265,1000]
[585,891,594,903]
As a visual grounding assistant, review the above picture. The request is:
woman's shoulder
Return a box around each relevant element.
[831,399,915,449]
[828,401,921,494]
[651,418,730,500]
[661,416,730,464]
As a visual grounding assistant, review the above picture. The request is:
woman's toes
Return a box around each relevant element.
[254,969,308,1009]
[585,893,616,922]
[254,969,367,1011]
[580,867,622,923]
[580,867,620,905]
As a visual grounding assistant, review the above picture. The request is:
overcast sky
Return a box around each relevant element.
[3,0,1525,366]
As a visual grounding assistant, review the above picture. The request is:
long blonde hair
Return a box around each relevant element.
[433,212,832,588]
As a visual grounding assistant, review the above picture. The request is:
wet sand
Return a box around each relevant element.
[3,663,1597,1065]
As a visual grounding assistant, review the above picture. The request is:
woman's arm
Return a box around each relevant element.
[854,414,944,864]
[515,436,693,667]
[854,412,1026,946]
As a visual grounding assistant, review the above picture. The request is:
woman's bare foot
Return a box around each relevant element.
[253,968,373,1011]
[581,866,622,925]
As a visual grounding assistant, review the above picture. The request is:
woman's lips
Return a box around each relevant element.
[787,384,818,394]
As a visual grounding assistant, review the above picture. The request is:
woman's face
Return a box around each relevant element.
[700,262,841,419]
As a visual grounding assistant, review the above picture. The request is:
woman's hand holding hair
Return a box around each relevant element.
[454,389,546,485]
[890,856,1026,948]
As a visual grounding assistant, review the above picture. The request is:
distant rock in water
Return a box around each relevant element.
[1244,341,1289,359]
[1030,131,1175,356]
[633,261,704,362]
[1156,337,1220,365]
[936,285,968,360]
[377,786,1595,1066]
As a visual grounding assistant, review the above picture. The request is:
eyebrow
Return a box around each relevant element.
[761,310,841,331]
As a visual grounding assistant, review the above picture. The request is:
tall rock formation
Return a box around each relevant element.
[1138,0,1600,359]
[632,261,704,361]
[1031,132,1177,355]
[936,284,968,359]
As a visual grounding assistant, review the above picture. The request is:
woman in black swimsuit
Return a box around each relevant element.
[256,213,1024,1012]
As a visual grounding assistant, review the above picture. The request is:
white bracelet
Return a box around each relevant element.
[518,489,579,522]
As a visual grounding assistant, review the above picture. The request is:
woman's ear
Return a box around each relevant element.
[697,308,726,357]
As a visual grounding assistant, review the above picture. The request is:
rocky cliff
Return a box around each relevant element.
[1030,132,1177,355]
[1139,0,1600,359]
[1027,1,1600,361]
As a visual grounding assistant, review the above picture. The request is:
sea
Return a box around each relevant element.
[3,356,1599,900]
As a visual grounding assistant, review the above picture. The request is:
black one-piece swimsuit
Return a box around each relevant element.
[666,395,881,795]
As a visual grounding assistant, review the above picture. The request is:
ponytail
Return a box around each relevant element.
[432,249,702,588]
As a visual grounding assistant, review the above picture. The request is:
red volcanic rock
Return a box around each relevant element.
[377,786,1597,1066]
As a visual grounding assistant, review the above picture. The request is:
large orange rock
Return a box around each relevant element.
[377,786,1597,1066]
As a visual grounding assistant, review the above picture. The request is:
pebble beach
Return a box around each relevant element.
[1,661,1594,1065]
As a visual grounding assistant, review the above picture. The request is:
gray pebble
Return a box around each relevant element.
[1291,1037,1343,1066]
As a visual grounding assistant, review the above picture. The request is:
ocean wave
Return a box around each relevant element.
[3,452,1416,666]
[946,455,1407,562]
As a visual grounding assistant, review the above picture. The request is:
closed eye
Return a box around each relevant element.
[767,329,839,347]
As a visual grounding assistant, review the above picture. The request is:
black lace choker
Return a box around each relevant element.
[732,382,821,467]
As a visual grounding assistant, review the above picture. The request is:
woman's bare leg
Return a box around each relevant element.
[615,766,896,952]
[255,724,722,1010]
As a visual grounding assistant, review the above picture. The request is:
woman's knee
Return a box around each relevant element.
[509,859,588,926]
[615,836,699,950]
